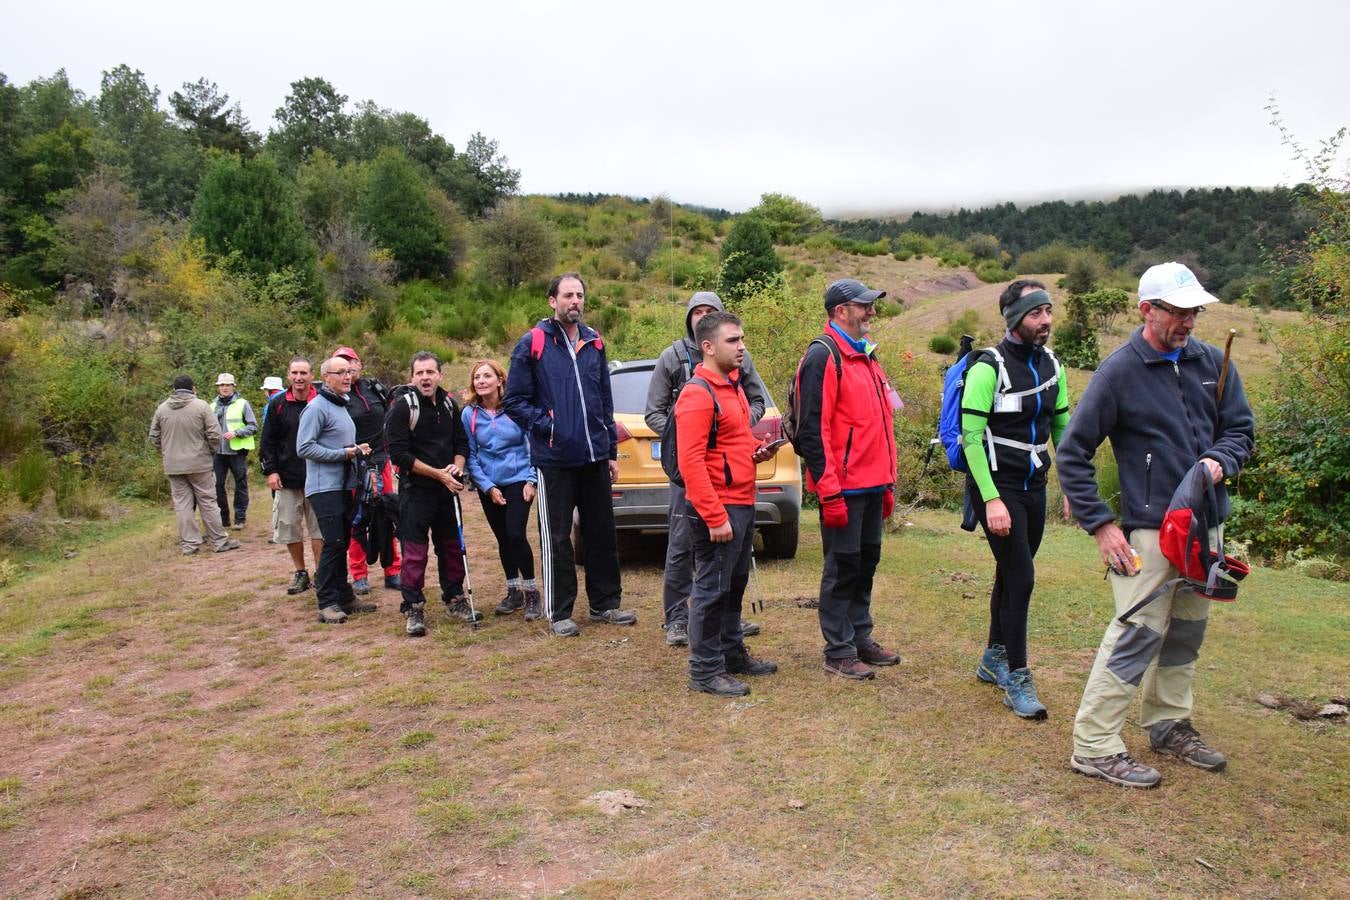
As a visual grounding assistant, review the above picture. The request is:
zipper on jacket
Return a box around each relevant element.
[565,337,597,462]
[1144,452,1153,509]
[842,427,855,479]
[1024,354,1042,492]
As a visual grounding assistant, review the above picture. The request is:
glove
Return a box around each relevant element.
[882,488,895,520]
[821,493,848,530]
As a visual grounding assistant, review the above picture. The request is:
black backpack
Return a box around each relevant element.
[783,337,843,452]
[661,377,719,488]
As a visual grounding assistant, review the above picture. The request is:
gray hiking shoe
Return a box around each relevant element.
[317,605,348,625]
[1070,752,1161,788]
[340,598,378,615]
[286,570,311,595]
[494,588,525,616]
[550,618,580,637]
[588,608,637,626]
[1149,719,1227,772]
[214,539,241,553]
[443,594,483,623]
[1003,668,1048,719]
[405,605,426,637]
[688,672,751,697]
[181,544,201,556]
[665,621,689,646]
[740,619,761,637]
[523,589,543,621]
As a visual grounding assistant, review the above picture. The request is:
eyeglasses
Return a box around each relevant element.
[1151,301,1204,319]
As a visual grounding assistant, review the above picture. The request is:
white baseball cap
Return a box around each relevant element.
[1138,262,1220,309]
[261,376,284,391]
[215,373,236,386]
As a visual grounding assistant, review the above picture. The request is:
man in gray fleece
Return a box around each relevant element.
[297,356,372,623]
[149,374,240,555]
[645,291,768,646]
[1057,262,1254,789]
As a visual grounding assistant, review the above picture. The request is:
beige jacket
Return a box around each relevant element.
[149,390,220,475]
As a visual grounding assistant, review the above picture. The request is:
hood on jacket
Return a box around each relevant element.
[684,291,725,342]
[166,389,196,409]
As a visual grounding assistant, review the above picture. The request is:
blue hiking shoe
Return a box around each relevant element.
[353,577,371,595]
[1003,667,1048,719]
[977,644,1011,687]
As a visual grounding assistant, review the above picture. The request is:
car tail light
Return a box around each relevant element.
[752,415,782,442]
[614,421,632,443]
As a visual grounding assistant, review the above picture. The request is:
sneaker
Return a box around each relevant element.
[858,639,901,667]
[823,656,875,680]
[977,644,1011,687]
[550,618,580,637]
[443,594,483,623]
[231,522,245,531]
[353,577,371,595]
[1003,667,1048,719]
[214,539,241,553]
[286,570,311,595]
[726,647,778,676]
[180,544,200,556]
[405,605,426,637]
[340,598,378,615]
[588,608,637,626]
[494,588,525,616]
[1070,752,1162,788]
[317,605,348,624]
[665,621,689,647]
[1149,719,1228,772]
[523,589,543,621]
[383,573,401,590]
[688,672,751,697]
[740,619,761,637]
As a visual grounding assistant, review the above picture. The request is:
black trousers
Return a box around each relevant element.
[974,485,1046,672]
[213,452,249,525]
[478,481,535,581]
[398,485,465,613]
[688,503,754,679]
[535,462,622,623]
[310,490,355,611]
[818,491,884,659]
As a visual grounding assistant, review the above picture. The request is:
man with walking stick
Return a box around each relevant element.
[385,351,480,637]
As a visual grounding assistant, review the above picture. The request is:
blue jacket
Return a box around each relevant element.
[296,386,358,497]
[462,405,535,492]
[503,318,617,467]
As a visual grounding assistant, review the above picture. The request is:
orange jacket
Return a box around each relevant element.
[674,363,757,528]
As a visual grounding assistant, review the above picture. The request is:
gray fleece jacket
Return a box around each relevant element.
[644,291,768,435]
[1057,326,1255,535]
[296,386,358,497]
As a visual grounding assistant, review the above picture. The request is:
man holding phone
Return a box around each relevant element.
[645,292,769,647]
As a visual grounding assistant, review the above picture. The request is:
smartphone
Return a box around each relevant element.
[761,437,790,453]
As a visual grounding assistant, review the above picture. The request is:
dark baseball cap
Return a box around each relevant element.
[824,278,886,312]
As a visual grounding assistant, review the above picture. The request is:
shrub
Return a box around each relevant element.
[1015,241,1076,274]
[893,250,913,262]
[719,218,782,301]
[964,233,1002,261]
[895,232,935,258]
[973,260,1013,283]
[477,199,559,288]
[15,449,50,506]
[928,334,957,355]
[874,299,902,318]
[745,193,822,244]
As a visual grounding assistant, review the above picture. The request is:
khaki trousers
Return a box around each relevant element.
[168,471,230,551]
[1071,527,1214,758]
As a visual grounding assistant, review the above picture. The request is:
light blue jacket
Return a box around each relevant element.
[462,404,534,492]
[297,388,357,497]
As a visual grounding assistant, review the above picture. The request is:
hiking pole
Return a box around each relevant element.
[450,489,480,628]
[749,545,766,616]
[1215,329,1237,404]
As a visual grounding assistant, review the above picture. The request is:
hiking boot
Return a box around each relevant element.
[494,587,525,616]
[231,522,245,531]
[340,597,378,615]
[405,604,426,637]
[383,573,401,590]
[726,647,778,676]
[589,608,637,626]
[1149,719,1227,772]
[214,539,241,553]
[1003,667,1048,719]
[550,618,580,637]
[740,619,761,637]
[523,589,543,621]
[977,644,1011,687]
[858,639,901,667]
[443,594,483,623]
[823,656,875,680]
[688,672,751,697]
[799,598,819,609]
[353,577,371,595]
[286,571,311,595]
[1070,752,1162,788]
[181,544,200,556]
[317,605,348,624]
[665,621,689,646]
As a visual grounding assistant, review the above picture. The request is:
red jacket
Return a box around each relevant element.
[794,326,898,498]
[674,363,757,528]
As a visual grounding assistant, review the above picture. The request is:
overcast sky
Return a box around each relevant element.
[5,0,1347,215]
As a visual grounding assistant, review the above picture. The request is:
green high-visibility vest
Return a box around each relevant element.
[220,398,256,451]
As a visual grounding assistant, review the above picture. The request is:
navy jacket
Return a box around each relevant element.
[503,318,617,467]
[1057,327,1255,535]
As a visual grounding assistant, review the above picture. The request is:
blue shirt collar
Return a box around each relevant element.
[829,322,869,354]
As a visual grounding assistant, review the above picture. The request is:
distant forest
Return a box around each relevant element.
[829,187,1316,296]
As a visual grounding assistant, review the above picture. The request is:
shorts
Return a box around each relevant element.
[273,487,321,544]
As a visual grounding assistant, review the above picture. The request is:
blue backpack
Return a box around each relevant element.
[936,342,1061,473]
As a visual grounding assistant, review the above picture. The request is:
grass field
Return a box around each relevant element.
[0,498,1345,897]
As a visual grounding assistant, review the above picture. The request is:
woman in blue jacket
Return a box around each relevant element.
[463,359,541,619]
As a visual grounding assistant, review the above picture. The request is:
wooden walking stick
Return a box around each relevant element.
[1216,328,1237,404]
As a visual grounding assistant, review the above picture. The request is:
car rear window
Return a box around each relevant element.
[609,367,654,415]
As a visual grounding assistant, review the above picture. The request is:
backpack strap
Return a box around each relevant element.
[675,340,695,381]
[529,326,547,361]
[469,406,479,435]
[689,377,720,448]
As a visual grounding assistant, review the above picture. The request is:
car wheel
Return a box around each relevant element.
[760,519,799,559]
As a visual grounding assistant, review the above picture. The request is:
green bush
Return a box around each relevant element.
[719,218,782,302]
[973,260,1012,283]
[927,334,957,355]
[1015,241,1076,274]
[895,232,935,258]
[15,449,50,506]
[893,250,913,262]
